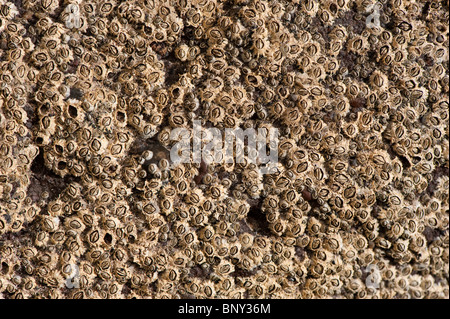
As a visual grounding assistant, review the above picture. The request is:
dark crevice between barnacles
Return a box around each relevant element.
[180,26,195,43]
[337,49,359,76]
[69,87,84,100]
[0,218,38,248]
[128,134,170,167]
[147,281,158,297]
[231,265,260,278]
[194,159,207,185]
[23,93,40,130]
[66,57,80,75]
[425,165,449,197]
[121,282,133,297]
[422,226,445,244]
[245,198,271,236]
[371,205,381,219]
[334,7,367,35]
[221,0,240,16]
[309,17,330,46]
[301,189,321,210]
[345,97,367,122]
[48,0,66,20]
[11,0,25,16]
[374,196,389,212]
[150,41,171,58]
[178,292,196,299]
[1,261,9,275]
[349,97,366,110]
[161,47,187,87]
[295,247,307,262]
[8,180,20,200]
[360,266,372,284]
[27,147,80,203]
[190,264,212,279]
[239,218,253,235]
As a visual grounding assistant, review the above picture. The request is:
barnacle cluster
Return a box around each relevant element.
[0,0,448,299]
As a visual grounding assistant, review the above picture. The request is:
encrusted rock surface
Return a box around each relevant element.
[0,0,448,299]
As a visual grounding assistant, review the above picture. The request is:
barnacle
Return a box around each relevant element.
[0,0,448,301]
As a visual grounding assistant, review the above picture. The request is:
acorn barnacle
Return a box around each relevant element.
[0,0,447,300]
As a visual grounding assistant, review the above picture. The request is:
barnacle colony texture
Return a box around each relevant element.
[0,0,448,299]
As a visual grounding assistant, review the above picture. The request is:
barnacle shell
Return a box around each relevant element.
[0,0,448,301]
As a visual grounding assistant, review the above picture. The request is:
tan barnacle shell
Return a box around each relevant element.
[347,35,368,54]
[197,85,216,105]
[194,224,215,242]
[168,111,189,128]
[79,229,103,247]
[184,187,204,206]
[368,70,388,91]
[64,215,86,233]
[174,44,189,62]
[38,214,59,233]
[0,1,20,19]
